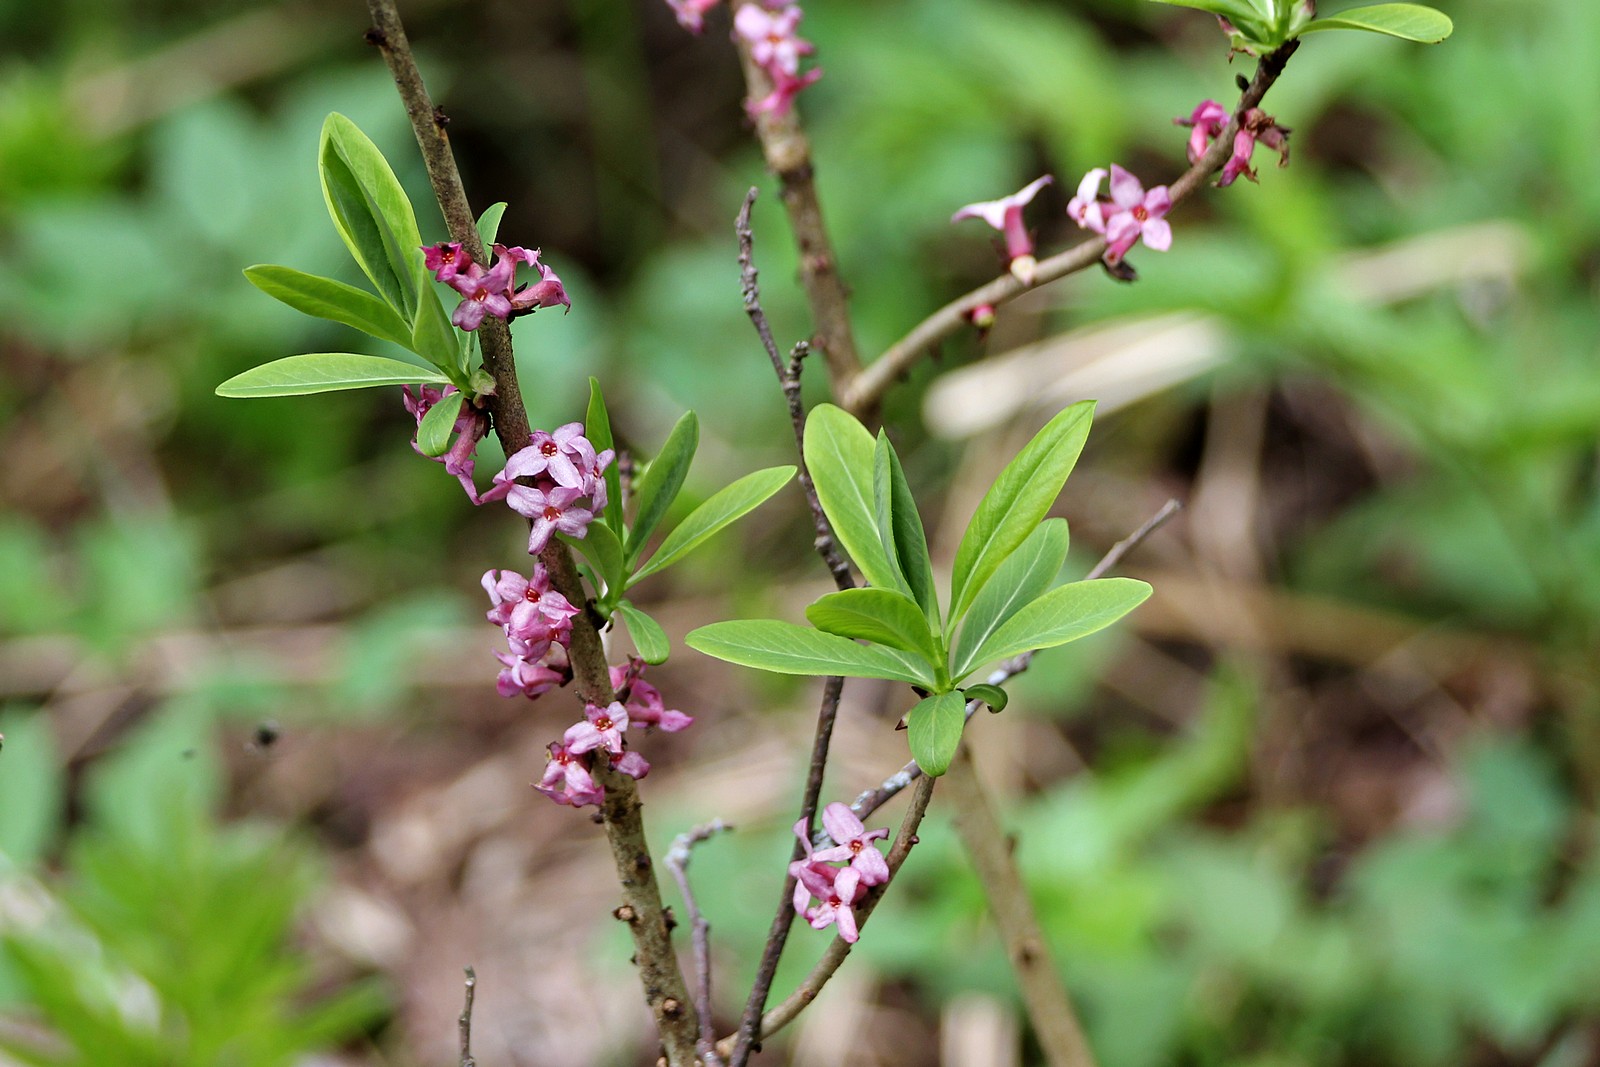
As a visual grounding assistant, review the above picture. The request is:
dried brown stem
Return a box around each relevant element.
[364,4,698,1062]
[840,42,1300,418]
[666,819,736,1066]
[733,9,862,392]
[458,966,477,1067]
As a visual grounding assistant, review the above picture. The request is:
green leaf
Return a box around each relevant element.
[803,405,902,590]
[0,708,63,868]
[1300,3,1452,41]
[630,466,795,583]
[319,113,422,320]
[216,354,450,397]
[951,519,1070,678]
[412,283,466,376]
[907,692,967,777]
[874,432,939,626]
[959,577,1152,677]
[585,379,625,533]
[618,600,670,664]
[686,620,935,685]
[242,265,413,348]
[627,410,699,563]
[415,389,464,457]
[1145,0,1262,21]
[477,202,508,249]
[963,684,1008,713]
[947,401,1094,624]
[805,588,943,666]
[564,520,626,599]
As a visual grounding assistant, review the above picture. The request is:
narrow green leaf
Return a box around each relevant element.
[803,405,902,589]
[1146,0,1267,23]
[872,432,940,628]
[959,577,1152,678]
[411,283,465,376]
[951,519,1070,678]
[565,521,626,598]
[319,113,422,319]
[216,354,450,397]
[907,692,967,777]
[416,389,464,457]
[1300,3,1452,41]
[243,265,412,348]
[806,588,942,666]
[618,600,670,665]
[630,466,795,583]
[686,620,935,685]
[948,401,1094,625]
[585,379,625,533]
[627,410,699,562]
[963,684,1008,713]
[477,202,508,250]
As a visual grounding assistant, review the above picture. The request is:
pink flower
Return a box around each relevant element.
[1175,100,1229,165]
[422,242,471,283]
[611,750,651,780]
[500,423,595,490]
[502,246,572,315]
[747,66,822,118]
[426,242,570,331]
[401,385,493,503]
[951,175,1053,284]
[734,4,813,75]
[1068,165,1172,266]
[505,484,595,554]
[447,254,516,331]
[564,701,630,757]
[812,803,890,886]
[610,659,695,732]
[483,566,578,658]
[1175,101,1290,187]
[805,867,864,942]
[496,650,568,699]
[666,0,722,33]
[536,741,604,807]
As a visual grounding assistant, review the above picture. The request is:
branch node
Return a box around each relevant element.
[614,904,639,924]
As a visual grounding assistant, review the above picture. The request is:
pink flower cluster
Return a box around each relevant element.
[535,661,692,806]
[789,803,891,943]
[490,423,614,555]
[422,242,570,332]
[401,385,492,503]
[1067,165,1173,267]
[734,3,822,117]
[484,565,578,700]
[1175,99,1291,187]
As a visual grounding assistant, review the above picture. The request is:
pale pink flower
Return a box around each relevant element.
[667,0,722,33]
[951,175,1053,284]
[564,701,630,757]
[734,4,813,75]
[482,566,578,658]
[501,423,595,490]
[610,660,695,731]
[1069,165,1172,266]
[401,385,494,504]
[805,867,864,942]
[505,484,594,554]
[611,750,651,780]
[812,802,890,886]
[495,650,567,699]
[536,741,604,807]
[747,66,823,118]
[1175,99,1229,164]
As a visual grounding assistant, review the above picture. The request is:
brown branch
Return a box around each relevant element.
[665,819,736,1067]
[715,775,938,1060]
[363,4,699,1063]
[458,966,477,1067]
[733,9,862,393]
[840,42,1300,418]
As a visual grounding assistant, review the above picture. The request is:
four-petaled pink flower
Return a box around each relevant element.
[951,175,1053,284]
[812,802,890,885]
[483,566,578,659]
[565,701,631,757]
[495,649,568,699]
[422,242,469,283]
[610,750,651,780]
[805,867,864,942]
[506,484,595,555]
[1068,165,1172,266]
[788,805,891,944]
[611,659,695,731]
[447,253,517,331]
[1175,100,1229,165]
[734,4,813,75]
[423,241,571,331]
[536,741,604,807]
[501,423,595,490]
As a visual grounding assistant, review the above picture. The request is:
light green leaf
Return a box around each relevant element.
[319,113,422,320]
[1146,0,1262,20]
[477,202,508,250]
[243,265,412,348]
[415,389,464,457]
[565,520,626,598]
[412,284,466,376]
[0,708,63,868]
[585,379,625,533]
[907,692,967,777]
[630,466,795,583]
[952,519,1070,678]
[948,401,1094,624]
[627,411,699,562]
[874,432,939,626]
[686,620,935,685]
[804,405,902,590]
[963,684,1008,713]
[216,354,450,397]
[1300,4,1452,42]
[618,600,670,665]
[959,578,1152,678]
[805,588,943,666]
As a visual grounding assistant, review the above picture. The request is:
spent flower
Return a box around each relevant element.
[951,175,1053,284]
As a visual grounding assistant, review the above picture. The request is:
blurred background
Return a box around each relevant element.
[4,0,1600,1063]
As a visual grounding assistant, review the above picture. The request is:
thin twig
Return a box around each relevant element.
[840,43,1300,418]
[363,5,699,1063]
[458,966,477,1067]
[849,499,1183,822]
[665,819,736,1067]
[732,11,862,392]
[715,774,938,1060]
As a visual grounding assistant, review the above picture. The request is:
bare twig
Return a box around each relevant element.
[458,966,477,1067]
[840,43,1300,418]
[716,775,938,1059]
[849,499,1184,822]
[666,819,736,1067]
[732,11,862,391]
[363,5,698,1063]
